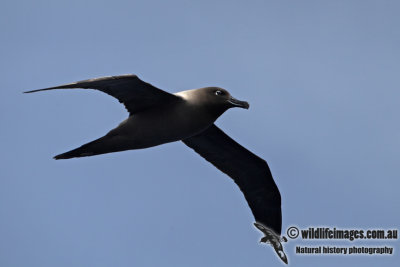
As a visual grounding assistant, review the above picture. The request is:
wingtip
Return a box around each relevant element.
[280,254,288,264]
[23,89,43,94]
[53,153,68,160]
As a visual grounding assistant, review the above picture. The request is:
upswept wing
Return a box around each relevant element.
[24,74,182,114]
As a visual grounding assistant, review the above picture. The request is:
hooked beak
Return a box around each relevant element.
[228,97,250,109]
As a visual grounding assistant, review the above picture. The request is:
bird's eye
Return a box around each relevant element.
[215,90,224,96]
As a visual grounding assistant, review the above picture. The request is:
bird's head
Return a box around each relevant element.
[177,87,249,115]
[203,87,249,110]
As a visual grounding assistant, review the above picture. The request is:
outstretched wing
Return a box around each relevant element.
[182,124,282,234]
[24,74,182,115]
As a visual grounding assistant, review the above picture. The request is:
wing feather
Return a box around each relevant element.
[24,74,181,114]
[182,124,282,234]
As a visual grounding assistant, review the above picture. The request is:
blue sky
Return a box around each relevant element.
[1,0,399,266]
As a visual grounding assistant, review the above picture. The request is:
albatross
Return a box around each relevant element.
[25,74,286,263]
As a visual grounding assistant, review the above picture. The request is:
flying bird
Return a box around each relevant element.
[254,222,288,264]
[25,74,285,261]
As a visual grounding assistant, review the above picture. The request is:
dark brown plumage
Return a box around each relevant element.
[25,74,285,261]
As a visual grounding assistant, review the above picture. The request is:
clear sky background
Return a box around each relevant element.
[1,0,399,266]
